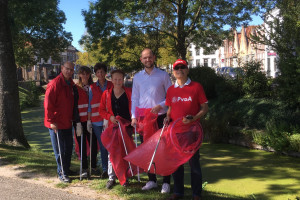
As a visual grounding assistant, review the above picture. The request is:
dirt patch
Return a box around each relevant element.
[0,159,123,200]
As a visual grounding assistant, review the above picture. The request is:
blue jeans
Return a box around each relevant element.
[92,124,108,172]
[172,150,202,197]
[49,128,73,175]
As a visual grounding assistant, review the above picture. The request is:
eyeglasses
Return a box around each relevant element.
[64,67,74,72]
[174,65,187,70]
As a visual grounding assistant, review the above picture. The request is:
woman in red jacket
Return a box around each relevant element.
[73,66,98,178]
[99,69,132,189]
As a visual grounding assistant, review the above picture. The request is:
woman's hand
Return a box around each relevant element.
[110,115,118,124]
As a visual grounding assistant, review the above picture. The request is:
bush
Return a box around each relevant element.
[241,61,271,98]
[289,134,300,152]
[19,81,41,110]
[189,66,220,99]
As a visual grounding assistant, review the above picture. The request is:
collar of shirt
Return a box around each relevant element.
[96,80,107,91]
[174,78,191,88]
[142,66,158,75]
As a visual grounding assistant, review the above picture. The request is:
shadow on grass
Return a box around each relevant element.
[21,106,53,153]
[0,144,56,177]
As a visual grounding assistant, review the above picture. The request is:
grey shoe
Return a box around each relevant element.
[106,180,115,189]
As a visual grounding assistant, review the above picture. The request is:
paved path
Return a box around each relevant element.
[0,175,96,200]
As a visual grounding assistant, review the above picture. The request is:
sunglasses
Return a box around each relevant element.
[174,65,187,70]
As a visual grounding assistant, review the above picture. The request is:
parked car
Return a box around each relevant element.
[224,67,244,79]
[216,66,231,76]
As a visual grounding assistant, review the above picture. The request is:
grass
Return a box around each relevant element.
[0,101,299,200]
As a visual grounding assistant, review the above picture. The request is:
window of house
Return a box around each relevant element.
[196,59,200,66]
[204,59,208,67]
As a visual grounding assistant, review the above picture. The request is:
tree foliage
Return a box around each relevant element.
[8,0,72,67]
[251,0,300,109]
[81,0,269,71]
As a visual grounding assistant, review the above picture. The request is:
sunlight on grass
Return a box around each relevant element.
[1,103,296,200]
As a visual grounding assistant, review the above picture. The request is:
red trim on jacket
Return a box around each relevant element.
[44,73,74,129]
[90,81,113,122]
[99,86,132,127]
[77,85,89,122]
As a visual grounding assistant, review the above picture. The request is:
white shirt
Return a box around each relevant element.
[131,67,172,118]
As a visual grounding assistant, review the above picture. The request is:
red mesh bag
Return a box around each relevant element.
[135,107,158,140]
[124,118,203,176]
[101,116,138,185]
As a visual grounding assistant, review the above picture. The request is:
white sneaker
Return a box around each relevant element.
[161,183,170,193]
[142,181,158,190]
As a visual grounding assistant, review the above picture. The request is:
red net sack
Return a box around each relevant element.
[124,118,203,176]
[135,107,158,139]
[101,116,137,185]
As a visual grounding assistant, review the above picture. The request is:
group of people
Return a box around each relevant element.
[44,48,208,200]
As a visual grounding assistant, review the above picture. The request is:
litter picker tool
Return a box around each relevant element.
[147,123,166,173]
[56,132,65,180]
[80,133,83,180]
[134,126,140,181]
[118,122,134,176]
[89,130,92,177]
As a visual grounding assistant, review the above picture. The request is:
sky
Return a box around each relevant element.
[58,0,263,52]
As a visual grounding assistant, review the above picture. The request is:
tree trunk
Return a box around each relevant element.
[0,0,30,148]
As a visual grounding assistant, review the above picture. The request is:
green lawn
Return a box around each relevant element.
[1,103,299,200]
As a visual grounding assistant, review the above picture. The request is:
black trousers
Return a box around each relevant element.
[74,121,98,169]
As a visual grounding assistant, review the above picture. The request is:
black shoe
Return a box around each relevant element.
[122,180,129,187]
[106,180,115,189]
[80,169,88,179]
[91,168,100,175]
[100,171,108,179]
[167,194,184,200]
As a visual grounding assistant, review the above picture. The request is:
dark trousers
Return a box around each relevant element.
[49,128,73,175]
[92,125,108,172]
[142,113,171,184]
[172,150,202,197]
[74,121,98,169]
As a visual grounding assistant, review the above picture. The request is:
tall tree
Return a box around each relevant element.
[8,0,72,67]
[0,0,30,148]
[82,0,269,67]
[251,0,300,108]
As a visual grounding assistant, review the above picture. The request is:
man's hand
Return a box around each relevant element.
[182,115,194,124]
[163,116,170,125]
[87,120,92,134]
[50,123,58,133]
[131,118,137,127]
[151,105,163,114]
[76,122,83,136]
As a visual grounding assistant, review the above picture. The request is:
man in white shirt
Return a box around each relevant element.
[131,48,172,193]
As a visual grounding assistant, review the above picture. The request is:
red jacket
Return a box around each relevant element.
[100,86,132,126]
[90,81,113,122]
[77,85,89,122]
[44,73,74,129]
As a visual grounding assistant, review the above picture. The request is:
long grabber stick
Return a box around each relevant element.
[147,123,166,173]
[56,132,65,180]
[89,130,92,177]
[118,122,134,176]
[80,133,83,180]
[134,126,140,181]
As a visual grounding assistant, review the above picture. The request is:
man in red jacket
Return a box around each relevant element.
[44,61,75,183]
